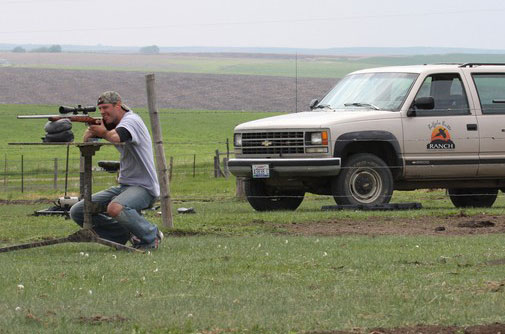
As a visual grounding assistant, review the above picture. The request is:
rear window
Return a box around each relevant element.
[472,74,505,114]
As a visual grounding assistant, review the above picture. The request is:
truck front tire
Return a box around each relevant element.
[244,179,305,211]
[332,153,393,206]
[448,188,498,208]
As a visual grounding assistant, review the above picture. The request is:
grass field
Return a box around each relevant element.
[2,192,505,333]
[3,52,505,78]
[3,104,505,333]
[0,104,278,198]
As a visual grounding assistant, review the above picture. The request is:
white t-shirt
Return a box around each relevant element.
[115,112,160,197]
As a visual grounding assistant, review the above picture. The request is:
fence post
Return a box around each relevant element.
[3,154,6,188]
[21,155,24,193]
[223,157,230,178]
[226,138,230,159]
[169,156,173,182]
[146,73,173,229]
[53,158,58,190]
[193,154,196,178]
[214,149,224,178]
[236,177,245,199]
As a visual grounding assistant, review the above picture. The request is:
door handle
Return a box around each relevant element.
[467,124,478,131]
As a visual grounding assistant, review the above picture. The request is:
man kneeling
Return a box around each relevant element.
[70,91,162,249]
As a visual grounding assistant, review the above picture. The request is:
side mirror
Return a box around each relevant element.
[414,96,435,110]
[407,96,434,117]
[309,99,319,110]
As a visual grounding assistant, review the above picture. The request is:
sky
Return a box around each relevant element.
[1,0,505,49]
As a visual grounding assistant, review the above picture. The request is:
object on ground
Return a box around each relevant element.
[321,202,422,211]
[177,207,196,214]
[33,196,79,218]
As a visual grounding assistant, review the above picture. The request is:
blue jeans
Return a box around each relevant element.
[70,185,158,246]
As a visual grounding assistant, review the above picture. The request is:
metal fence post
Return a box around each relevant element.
[53,158,58,190]
[21,155,24,193]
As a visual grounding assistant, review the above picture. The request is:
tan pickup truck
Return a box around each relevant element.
[229,63,505,211]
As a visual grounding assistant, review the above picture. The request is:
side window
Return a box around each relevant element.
[413,73,470,116]
[472,74,505,114]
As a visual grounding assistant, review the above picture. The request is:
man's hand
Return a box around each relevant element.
[86,120,121,143]
[83,128,98,142]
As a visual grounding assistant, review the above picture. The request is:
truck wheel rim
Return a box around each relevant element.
[349,168,382,203]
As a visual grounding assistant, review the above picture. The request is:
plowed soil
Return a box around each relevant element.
[320,323,505,334]
[280,213,505,236]
[0,67,334,112]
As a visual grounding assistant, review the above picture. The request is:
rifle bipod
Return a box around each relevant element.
[0,229,144,253]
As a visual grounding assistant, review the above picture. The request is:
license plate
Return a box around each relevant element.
[252,164,270,178]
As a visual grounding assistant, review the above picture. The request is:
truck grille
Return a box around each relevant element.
[242,132,305,155]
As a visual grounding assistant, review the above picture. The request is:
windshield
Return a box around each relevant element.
[319,72,418,111]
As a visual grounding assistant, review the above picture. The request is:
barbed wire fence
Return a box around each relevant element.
[3,109,505,206]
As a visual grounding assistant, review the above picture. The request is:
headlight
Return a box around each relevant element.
[234,133,242,147]
[309,131,328,145]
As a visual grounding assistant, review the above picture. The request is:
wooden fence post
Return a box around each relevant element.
[223,157,230,178]
[146,73,173,229]
[214,149,224,178]
[236,177,245,199]
[226,138,230,159]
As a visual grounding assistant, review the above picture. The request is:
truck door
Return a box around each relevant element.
[402,73,479,178]
[470,73,505,177]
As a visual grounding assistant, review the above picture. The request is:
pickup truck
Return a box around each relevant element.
[229,63,505,211]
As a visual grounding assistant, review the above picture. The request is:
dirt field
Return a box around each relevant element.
[0,67,335,112]
[280,213,505,237]
[326,323,505,334]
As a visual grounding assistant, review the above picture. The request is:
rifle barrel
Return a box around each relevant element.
[17,115,102,124]
[17,115,61,119]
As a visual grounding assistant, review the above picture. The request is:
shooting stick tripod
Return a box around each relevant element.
[2,142,142,253]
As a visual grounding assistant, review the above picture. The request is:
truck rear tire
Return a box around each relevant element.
[244,179,304,211]
[448,188,498,208]
[332,153,393,206]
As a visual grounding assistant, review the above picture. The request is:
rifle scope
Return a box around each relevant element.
[59,105,96,114]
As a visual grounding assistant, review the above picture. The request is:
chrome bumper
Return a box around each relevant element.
[228,158,341,177]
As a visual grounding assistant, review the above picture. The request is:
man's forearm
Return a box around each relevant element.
[101,130,121,143]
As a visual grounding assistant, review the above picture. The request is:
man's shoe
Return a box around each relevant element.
[132,230,163,250]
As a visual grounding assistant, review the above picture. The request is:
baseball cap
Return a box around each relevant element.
[97,91,130,111]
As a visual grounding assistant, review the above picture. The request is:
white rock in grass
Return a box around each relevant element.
[187,313,193,318]
[17,284,24,290]
[323,252,328,257]
[88,290,93,295]
[79,252,84,256]
[15,307,21,311]
[285,240,289,244]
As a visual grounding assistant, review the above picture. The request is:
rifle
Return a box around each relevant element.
[17,105,101,125]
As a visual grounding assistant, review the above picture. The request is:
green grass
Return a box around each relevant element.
[0,104,279,198]
[2,194,505,333]
[3,104,505,332]
[10,53,505,78]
